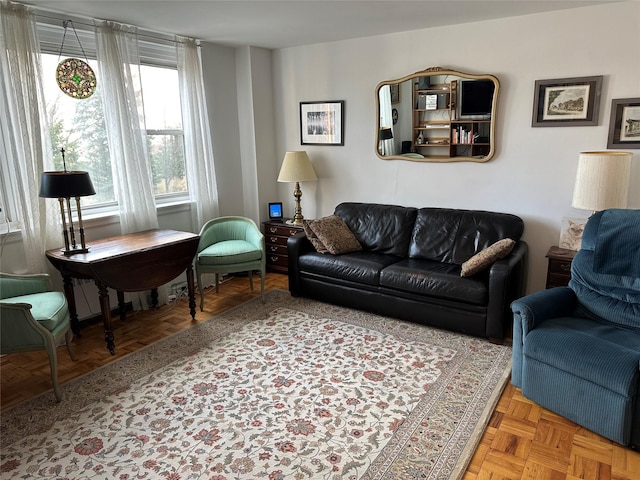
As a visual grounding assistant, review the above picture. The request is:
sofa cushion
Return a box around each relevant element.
[409,208,524,264]
[380,258,488,305]
[306,215,362,255]
[299,251,400,286]
[460,238,515,277]
[524,317,640,397]
[334,203,417,257]
[302,220,329,254]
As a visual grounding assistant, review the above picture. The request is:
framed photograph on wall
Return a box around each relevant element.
[607,97,640,149]
[532,75,603,127]
[390,83,400,104]
[300,100,344,145]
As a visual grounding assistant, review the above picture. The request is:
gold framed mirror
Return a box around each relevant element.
[376,67,499,163]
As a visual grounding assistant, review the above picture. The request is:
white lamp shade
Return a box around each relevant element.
[571,151,632,211]
[277,151,318,183]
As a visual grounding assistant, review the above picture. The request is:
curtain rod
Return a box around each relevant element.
[31,8,200,46]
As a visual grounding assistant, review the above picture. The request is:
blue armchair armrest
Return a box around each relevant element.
[511,286,577,387]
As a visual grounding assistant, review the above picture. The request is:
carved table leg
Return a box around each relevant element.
[117,290,126,321]
[186,264,196,320]
[96,281,115,355]
[62,274,81,336]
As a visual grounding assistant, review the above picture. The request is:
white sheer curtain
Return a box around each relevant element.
[95,21,160,308]
[379,85,395,156]
[0,1,58,273]
[95,21,158,234]
[176,37,219,231]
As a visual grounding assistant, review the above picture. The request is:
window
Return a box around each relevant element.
[140,65,186,198]
[42,54,114,207]
[38,21,187,212]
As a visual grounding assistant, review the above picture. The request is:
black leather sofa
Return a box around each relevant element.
[288,202,528,342]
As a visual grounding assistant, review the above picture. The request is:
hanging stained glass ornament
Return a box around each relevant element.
[55,20,96,99]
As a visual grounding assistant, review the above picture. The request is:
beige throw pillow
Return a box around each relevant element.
[460,238,516,277]
[303,220,329,254]
[307,215,362,255]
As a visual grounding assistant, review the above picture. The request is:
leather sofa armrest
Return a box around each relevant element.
[287,232,314,296]
[485,241,528,341]
[510,286,576,387]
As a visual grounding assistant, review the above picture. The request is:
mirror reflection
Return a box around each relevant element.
[376,67,499,162]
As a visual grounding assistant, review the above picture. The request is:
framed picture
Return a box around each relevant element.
[559,217,587,251]
[607,97,640,149]
[300,100,344,146]
[390,83,400,104]
[532,75,603,127]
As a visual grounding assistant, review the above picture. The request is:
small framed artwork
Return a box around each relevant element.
[390,83,400,104]
[607,97,640,149]
[532,75,603,127]
[300,100,344,146]
[559,217,587,251]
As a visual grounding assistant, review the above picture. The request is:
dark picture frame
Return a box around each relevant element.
[300,100,344,146]
[390,83,400,104]
[532,75,603,127]
[607,97,640,149]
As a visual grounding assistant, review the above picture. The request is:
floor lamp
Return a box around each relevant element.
[277,151,318,225]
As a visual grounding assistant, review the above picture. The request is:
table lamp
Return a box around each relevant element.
[39,149,96,255]
[277,151,317,225]
[571,151,632,214]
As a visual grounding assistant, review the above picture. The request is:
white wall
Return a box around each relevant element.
[271,2,640,293]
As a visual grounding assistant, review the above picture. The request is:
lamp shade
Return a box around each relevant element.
[39,171,96,198]
[277,151,317,183]
[380,127,393,141]
[571,151,632,211]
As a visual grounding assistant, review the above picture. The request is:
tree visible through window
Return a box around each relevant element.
[41,54,187,209]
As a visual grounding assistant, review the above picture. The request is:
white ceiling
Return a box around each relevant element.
[23,0,623,49]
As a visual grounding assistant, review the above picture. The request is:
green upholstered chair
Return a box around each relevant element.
[0,272,76,401]
[195,216,266,310]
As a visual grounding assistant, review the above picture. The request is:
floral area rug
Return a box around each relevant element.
[0,290,511,479]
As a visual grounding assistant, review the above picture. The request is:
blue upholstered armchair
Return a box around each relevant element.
[512,209,640,448]
[195,216,266,310]
[0,273,76,401]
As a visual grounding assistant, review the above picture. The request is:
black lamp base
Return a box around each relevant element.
[62,246,90,256]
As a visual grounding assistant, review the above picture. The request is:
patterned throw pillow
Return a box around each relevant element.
[460,238,516,277]
[302,220,329,254]
[307,215,362,255]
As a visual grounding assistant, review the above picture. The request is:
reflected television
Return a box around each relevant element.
[460,80,495,118]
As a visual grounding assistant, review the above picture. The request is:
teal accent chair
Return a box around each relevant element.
[195,216,266,310]
[0,273,76,401]
[511,209,640,448]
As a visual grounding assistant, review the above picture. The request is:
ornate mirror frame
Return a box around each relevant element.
[376,67,500,163]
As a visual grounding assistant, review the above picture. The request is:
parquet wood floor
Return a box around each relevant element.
[2,272,638,479]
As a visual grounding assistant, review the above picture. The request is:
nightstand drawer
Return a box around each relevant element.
[264,224,301,237]
[266,243,287,255]
[266,253,289,268]
[267,235,290,246]
[547,273,571,288]
[548,260,572,276]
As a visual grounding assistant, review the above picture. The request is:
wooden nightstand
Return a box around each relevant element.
[263,220,304,273]
[545,246,577,288]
